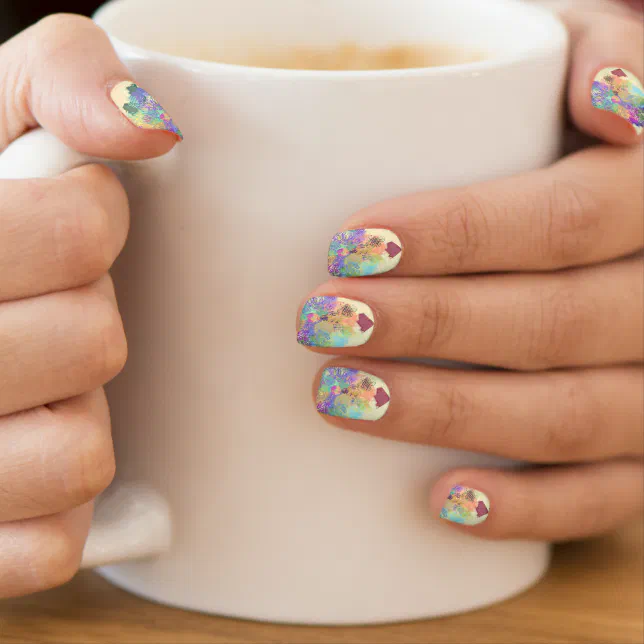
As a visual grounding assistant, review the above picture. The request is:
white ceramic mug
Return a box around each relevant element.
[0,0,568,625]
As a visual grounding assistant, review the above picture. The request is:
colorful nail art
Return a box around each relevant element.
[316,367,390,421]
[440,485,490,526]
[298,297,375,348]
[328,229,403,277]
[110,81,183,140]
[591,67,644,134]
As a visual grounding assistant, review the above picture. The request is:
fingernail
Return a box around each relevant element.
[110,81,183,140]
[591,67,644,134]
[298,296,375,348]
[328,229,403,277]
[440,485,490,526]
[316,367,390,421]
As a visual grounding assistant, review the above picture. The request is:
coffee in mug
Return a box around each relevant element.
[163,41,486,70]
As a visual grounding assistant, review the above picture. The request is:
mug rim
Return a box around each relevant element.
[93,0,569,78]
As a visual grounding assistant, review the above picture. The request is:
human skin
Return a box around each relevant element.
[0,3,641,598]
[297,6,644,537]
[0,14,179,597]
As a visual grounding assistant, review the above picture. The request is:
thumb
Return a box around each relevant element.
[562,7,644,144]
[0,13,183,159]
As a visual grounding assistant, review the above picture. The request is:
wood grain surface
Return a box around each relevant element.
[0,520,642,644]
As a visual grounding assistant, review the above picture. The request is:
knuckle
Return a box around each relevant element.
[28,15,109,139]
[541,376,600,460]
[415,289,465,355]
[539,179,601,267]
[35,13,96,50]
[30,525,82,591]
[563,484,608,539]
[424,190,492,270]
[37,409,115,510]
[427,386,473,444]
[522,278,595,370]
[53,184,113,284]
[75,419,116,503]
[82,291,128,383]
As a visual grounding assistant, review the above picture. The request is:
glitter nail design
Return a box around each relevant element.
[298,296,375,348]
[328,229,403,277]
[440,485,490,526]
[591,67,644,134]
[316,367,390,421]
[110,81,183,139]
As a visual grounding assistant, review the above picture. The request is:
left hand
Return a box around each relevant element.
[296,5,643,540]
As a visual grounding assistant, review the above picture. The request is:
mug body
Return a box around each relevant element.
[94,0,568,624]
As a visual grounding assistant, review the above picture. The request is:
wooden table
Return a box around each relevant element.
[1,520,642,644]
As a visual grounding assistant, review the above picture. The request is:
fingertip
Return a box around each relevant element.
[431,470,495,534]
[583,66,644,144]
[98,126,179,161]
[59,93,180,160]
[2,15,185,160]
[108,80,184,147]
[310,359,393,426]
[577,102,643,146]
[568,18,644,145]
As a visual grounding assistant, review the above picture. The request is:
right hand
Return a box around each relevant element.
[0,14,181,598]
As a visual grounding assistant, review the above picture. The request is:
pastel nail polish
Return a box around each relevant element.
[298,296,375,348]
[328,229,403,277]
[316,367,390,421]
[591,67,644,134]
[440,485,490,526]
[110,81,183,139]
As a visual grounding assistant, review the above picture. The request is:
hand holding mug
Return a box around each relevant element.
[299,4,644,539]
[0,0,641,624]
[0,14,181,597]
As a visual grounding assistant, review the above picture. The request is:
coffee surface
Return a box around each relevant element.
[165,42,485,70]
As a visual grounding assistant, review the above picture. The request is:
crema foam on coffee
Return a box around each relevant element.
[161,42,486,70]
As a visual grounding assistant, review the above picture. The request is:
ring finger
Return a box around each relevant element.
[0,389,114,523]
[312,359,642,463]
[0,275,127,416]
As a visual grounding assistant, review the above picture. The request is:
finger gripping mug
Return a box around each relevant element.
[0,0,568,625]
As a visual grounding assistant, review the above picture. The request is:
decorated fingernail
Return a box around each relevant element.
[298,297,375,348]
[440,485,490,526]
[316,367,390,421]
[328,229,403,277]
[110,81,183,140]
[591,67,644,134]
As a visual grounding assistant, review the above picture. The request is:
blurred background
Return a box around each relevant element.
[1,0,642,44]
[0,0,101,42]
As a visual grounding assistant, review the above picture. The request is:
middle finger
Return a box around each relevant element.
[298,255,643,370]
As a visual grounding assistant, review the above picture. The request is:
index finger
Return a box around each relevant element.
[332,144,642,276]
